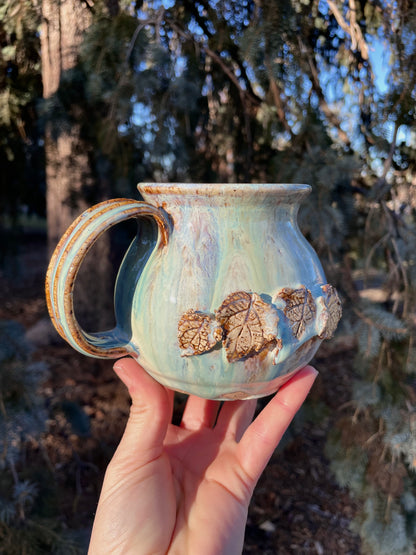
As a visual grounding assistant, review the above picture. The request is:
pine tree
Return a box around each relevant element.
[0,0,44,229]
[0,320,86,553]
[2,0,416,551]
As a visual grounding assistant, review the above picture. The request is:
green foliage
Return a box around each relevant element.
[0,517,84,555]
[325,435,369,493]
[327,295,416,553]
[357,497,415,555]
[0,321,47,468]
[0,0,44,224]
[0,320,85,553]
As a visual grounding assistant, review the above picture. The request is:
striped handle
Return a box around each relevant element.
[45,199,170,359]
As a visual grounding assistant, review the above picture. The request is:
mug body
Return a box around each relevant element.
[116,183,330,400]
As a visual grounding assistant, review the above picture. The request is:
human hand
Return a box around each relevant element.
[88,358,318,555]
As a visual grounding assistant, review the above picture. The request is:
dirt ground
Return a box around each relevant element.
[0,231,361,554]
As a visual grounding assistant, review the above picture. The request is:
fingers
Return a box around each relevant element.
[181,396,221,431]
[237,366,318,482]
[180,396,256,438]
[110,357,172,470]
[215,399,257,442]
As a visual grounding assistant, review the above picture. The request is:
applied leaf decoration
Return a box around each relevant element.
[215,291,280,362]
[177,285,341,361]
[317,284,342,339]
[277,286,316,339]
[178,310,223,357]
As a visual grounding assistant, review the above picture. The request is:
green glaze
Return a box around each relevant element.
[46,183,341,400]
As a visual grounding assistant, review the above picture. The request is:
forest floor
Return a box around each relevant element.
[0,231,362,554]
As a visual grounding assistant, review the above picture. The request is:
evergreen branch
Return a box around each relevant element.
[378,201,412,317]
[124,23,147,67]
[124,8,165,64]
[364,231,390,279]
[406,335,414,374]
[327,0,351,35]
[373,339,387,383]
[371,121,399,200]
[8,459,19,486]
[183,0,214,38]
[390,235,410,317]
[353,308,408,336]
[181,0,261,104]
[348,0,369,59]
[297,36,351,148]
[264,56,294,138]
[168,21,261,109]
[364,418,384,446]
[107,9,164,124]
[0,394,6,418]
[365,324,379,359]
[327,0,369,60]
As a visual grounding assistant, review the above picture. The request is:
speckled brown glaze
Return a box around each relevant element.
[45,199,170,358]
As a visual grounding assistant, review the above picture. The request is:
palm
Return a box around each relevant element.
[165,415,255,554]
[89,361,317,555]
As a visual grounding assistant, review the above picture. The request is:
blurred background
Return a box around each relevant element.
[1,0,415,553]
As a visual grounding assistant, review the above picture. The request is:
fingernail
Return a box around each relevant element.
[113,358,126,373]
[113,358,134,389]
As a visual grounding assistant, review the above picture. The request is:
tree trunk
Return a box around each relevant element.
[41,0,114,331]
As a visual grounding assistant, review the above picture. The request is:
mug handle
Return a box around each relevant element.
[45,198,170,359]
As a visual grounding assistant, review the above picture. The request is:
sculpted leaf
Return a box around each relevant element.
[215,291,279,362]
[278,286,316,339]
[317,284,342,339]
[178,309,223,357]
[271,337,284,365]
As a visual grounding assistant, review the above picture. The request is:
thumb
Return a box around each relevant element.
[111,357,172,470]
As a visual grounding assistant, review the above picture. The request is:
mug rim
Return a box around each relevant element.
[138,182,311,196]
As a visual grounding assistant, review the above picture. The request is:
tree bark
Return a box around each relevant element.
[41,0,114,331]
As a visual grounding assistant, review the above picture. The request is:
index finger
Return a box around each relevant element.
[237,366,318,482]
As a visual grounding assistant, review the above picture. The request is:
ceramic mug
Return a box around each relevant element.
[45,183,341,400]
